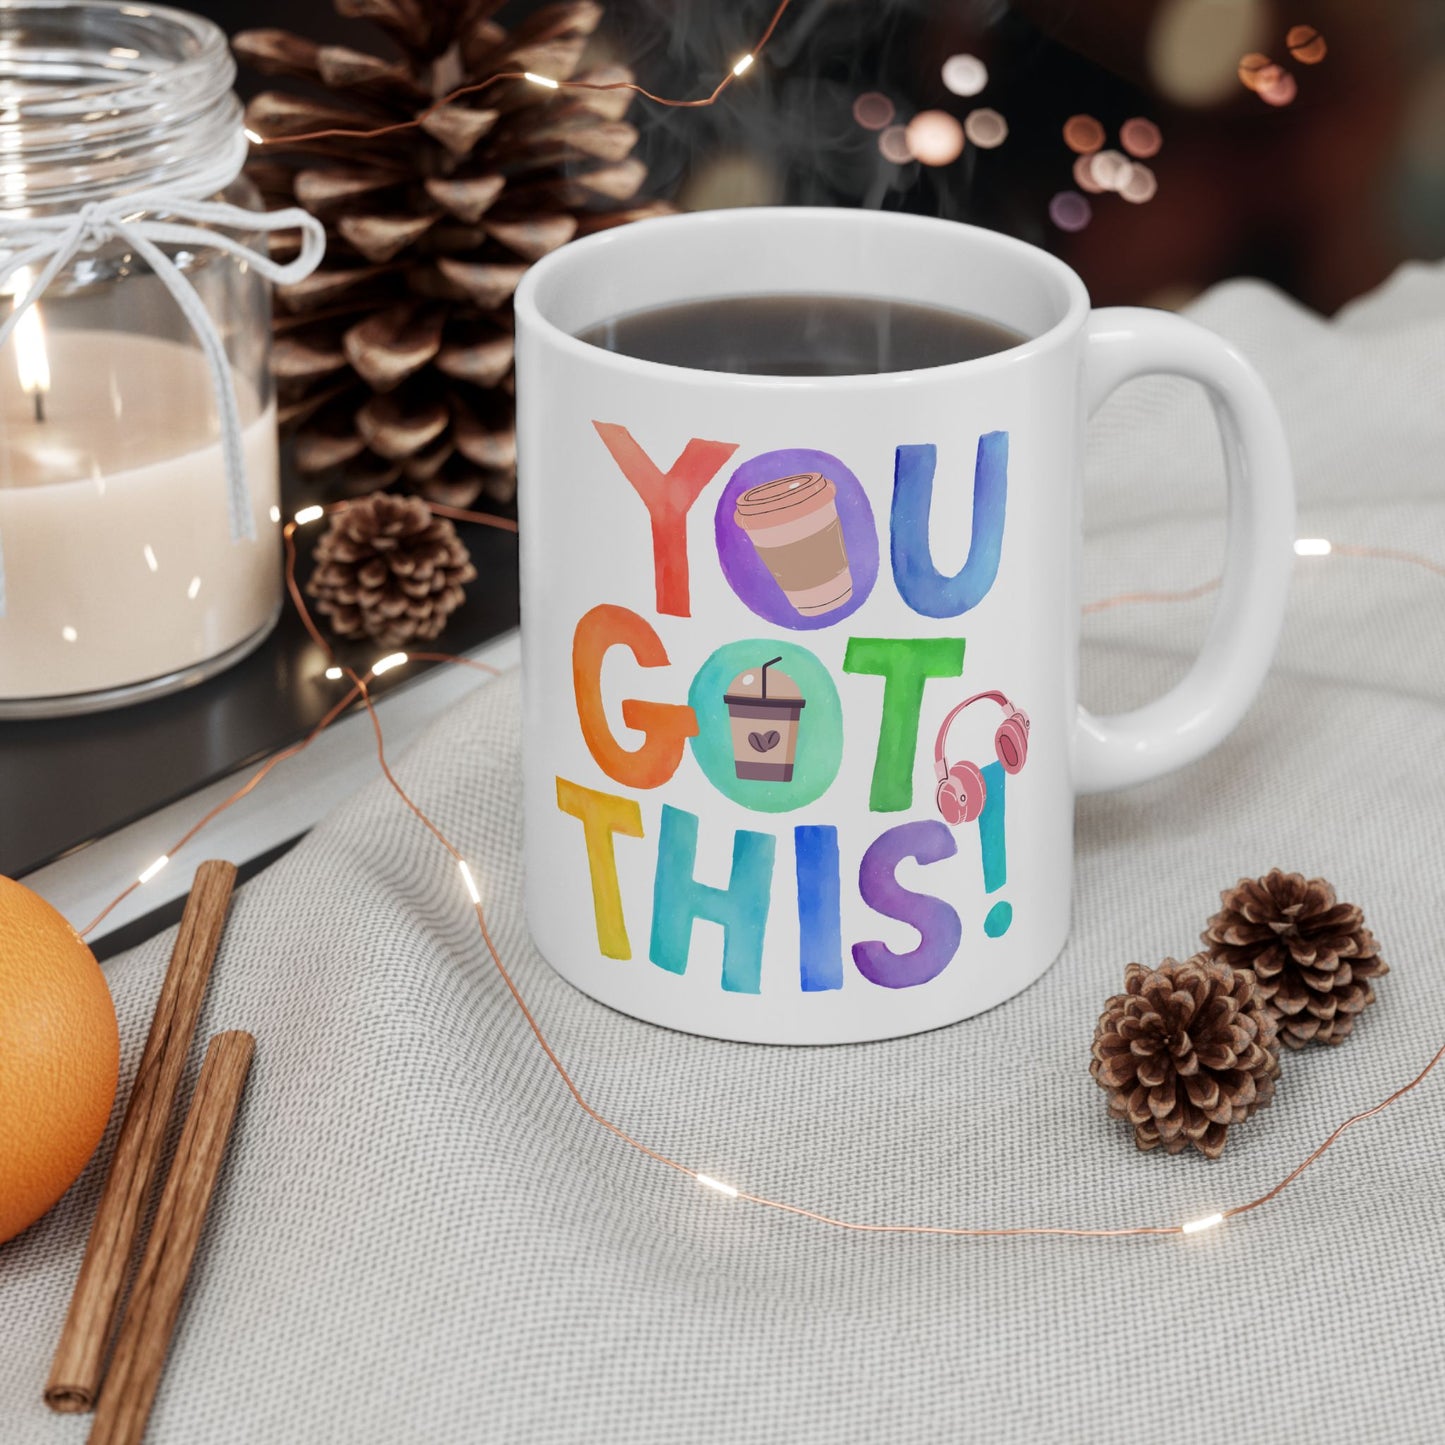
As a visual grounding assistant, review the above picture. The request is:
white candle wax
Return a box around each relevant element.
[0,330,281,702]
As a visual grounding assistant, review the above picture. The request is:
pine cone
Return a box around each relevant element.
[1091,956,1281,1159]
[306,494,476,646]
[235,1,671,507]
[1201,870,1388,1049]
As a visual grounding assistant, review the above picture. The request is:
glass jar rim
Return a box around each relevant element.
[0,0,242,211]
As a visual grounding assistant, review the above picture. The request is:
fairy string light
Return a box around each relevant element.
[57,0,1435,1248]
[245,0,795,149]
[76,495,1445,1244]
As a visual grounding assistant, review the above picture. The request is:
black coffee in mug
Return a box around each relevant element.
[575,293,1026,376]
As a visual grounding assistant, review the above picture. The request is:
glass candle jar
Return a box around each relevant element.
[0,1,290,716]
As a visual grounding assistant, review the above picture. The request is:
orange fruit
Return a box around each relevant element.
[0,876,119,1245]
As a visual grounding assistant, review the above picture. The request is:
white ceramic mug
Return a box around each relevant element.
[514,208,1293,1045]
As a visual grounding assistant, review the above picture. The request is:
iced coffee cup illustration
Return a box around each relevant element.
[733,472,854,617]
[724,657,806,782]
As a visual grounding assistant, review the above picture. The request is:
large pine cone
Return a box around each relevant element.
[1201,870,1388,1049]
[235,0,670,507]
[1091,956,1281,1159]
[306,494,476,646]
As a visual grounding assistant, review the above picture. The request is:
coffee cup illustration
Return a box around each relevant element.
[723,656,806,782]
[734,472,854,617]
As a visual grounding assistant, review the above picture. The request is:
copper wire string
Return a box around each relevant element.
[78,507,1445,1241]
[251,0,795,148]
[57,0,1440,1243]
[1082,578,1221,614]
[1080,543,1445,616]
[1223,1038,1445,1220]
[76,680,364,938]
[1332,543,1445,578]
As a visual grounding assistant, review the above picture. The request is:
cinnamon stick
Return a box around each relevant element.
[88,1032,255,1445]
[46,860,238,1413]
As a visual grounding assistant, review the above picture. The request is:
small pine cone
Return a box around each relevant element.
[1091,956,1281,1159]
[1201,870,1388,1049]
[306,494,477,647]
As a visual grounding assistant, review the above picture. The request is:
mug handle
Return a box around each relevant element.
[1075,307,1296,794]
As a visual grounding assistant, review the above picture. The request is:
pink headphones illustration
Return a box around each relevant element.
[933,691,1030,826]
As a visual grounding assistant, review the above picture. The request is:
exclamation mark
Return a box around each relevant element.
[977,760,1012,937]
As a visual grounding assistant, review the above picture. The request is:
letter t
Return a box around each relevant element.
[843,637,966,813]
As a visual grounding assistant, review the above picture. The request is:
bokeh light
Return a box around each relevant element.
[1089,148,1133,192]
[941,54,988,97]
[1049,191,1092,232]
[1073,153,1104,194]
[1120,118,1163,159]
[905,110,965,166]
[1287,24,1327,64]
[1258,68,1298,106]
[1237,52,1273,91]
[1063,114,1106,154]
[1119,164,1159,204]
[853,92,895,131]
[963,107,1008,149]
[1250,61,1286,95]
[1149,0,1269,106]
[878,125,913,163]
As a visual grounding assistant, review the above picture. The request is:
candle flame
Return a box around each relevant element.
[7,267,50,410]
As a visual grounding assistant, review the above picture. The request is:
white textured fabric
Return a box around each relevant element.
[3,265,1444,1444]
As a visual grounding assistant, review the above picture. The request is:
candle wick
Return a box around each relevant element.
[32,390,45,424]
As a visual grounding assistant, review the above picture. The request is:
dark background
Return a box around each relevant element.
[204,0,1445,316]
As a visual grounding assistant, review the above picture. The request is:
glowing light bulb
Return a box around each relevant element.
[941,53,988,97]
[1119,117,1163,159]
[1294,537,1332,556]
[963,108,1008,149]
[138,855,170,885]
[696,1173,740,1198]
[852,92,894,131]
[1181,1212,1224,1235]
[371,651,408,676]
[243,127,264,145]
[732,53,754,76]
[877,125,912,164]
[1049,191,1093,233]
[1063,114,1106,155]
[524,71,559,89]
[905,110,965,167]
[459,860,482,904]
[294,505,325,525]
[1287,24,1327,65]
[324,665,343,680]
